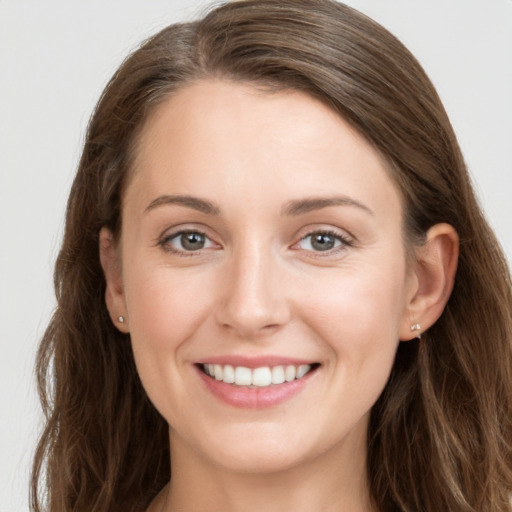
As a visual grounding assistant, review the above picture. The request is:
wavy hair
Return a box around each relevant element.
[31,1,512,511]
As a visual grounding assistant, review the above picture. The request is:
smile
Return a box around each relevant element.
[196,360,320,409]
[201,363,317,387]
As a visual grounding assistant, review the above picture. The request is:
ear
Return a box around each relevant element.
[99,227,129,333]
[399,223,459,341]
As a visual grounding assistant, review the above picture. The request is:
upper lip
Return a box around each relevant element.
[195,355,318,369]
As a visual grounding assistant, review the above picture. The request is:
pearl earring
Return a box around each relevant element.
[118,316,125,323]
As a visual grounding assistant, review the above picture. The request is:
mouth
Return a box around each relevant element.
[197,362,321,388]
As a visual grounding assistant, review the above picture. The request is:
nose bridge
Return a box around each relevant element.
[217,235,289,337]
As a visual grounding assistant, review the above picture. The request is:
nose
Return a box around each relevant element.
[215,242,291,339]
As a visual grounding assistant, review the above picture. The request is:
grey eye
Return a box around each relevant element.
[298,232,342,252]
[179,232,206,251]
[164,231,215,252]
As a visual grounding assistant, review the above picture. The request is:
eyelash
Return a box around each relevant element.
[158,229,216,256]
[157,228,353,257]
[293,229,353,256]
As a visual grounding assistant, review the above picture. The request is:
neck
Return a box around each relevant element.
[160,426,374,512]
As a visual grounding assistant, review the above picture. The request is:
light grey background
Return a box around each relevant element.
[1,1,511,510]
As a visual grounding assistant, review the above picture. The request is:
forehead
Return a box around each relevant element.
[125,79,402,221]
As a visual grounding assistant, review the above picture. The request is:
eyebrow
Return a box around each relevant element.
[144,194,220,215]
[283,195,374,216]
[143,193,373,217]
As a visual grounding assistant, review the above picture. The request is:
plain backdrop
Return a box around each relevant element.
[1,1,511,510]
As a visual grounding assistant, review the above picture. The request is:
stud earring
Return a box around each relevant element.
[118,316,125,323]
[410,323,421,339]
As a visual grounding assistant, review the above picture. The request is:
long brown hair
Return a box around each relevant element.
[31,1,512,511]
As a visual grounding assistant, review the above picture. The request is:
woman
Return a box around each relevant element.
[31,1,512,511]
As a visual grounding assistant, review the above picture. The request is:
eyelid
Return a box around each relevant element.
[156,225,221,255]
[155,224,354,257]
[291,226,354,255]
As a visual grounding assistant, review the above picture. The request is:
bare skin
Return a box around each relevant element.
[100,80,458,512]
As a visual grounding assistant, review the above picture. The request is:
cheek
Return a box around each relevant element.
[122,271,221,431]
[122,264,215,408]
[302,266,407,425]
[125,264,212,345]
[298,260,408,378]
[304,265,405,331]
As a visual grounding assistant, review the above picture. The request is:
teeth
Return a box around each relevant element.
[252,367,272,387]
[296,364,310,379]
[271,365,285,384]
[202,363,313,387]
[223,364,235,384]
[234,366,252,386]
[285,365,296,382]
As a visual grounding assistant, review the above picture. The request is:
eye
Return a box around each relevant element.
[296,231,350,252]
[160,230,216,253]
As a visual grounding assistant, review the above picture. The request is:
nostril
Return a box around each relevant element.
[221,320,284,339]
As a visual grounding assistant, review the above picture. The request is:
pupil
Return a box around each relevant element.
[181,232,205,250]
[312,234,334,251]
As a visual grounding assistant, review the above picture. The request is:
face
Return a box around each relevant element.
[107,80,417,475]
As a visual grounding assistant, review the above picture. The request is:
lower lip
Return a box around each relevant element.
[196,367,315,409]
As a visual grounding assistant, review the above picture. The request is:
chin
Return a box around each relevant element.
[170,417,317,475]
[178,414,365,477]
[207,439,313,475]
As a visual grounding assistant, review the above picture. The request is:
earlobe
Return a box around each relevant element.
[99,227,129,332]
[400,223,459,341]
